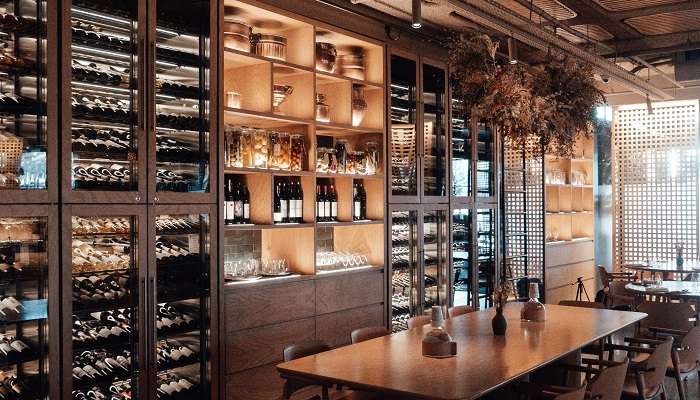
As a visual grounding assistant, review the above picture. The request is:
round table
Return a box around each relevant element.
[625,281,700,302]
[623,260,700,280]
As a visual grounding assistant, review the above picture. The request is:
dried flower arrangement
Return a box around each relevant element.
[493,281,513,311]
[448,33,605,157]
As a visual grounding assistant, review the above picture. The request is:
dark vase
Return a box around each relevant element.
[492,307,507,335]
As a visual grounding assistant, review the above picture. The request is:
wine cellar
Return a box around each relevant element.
[0,0,594,398]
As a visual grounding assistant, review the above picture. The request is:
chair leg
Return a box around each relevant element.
[671,351,686,400]
[322,385,329,400]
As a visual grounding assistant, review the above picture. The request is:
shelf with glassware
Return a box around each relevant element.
[544,136,595,245]
[63,0,215,203]
[0,0,55,203]
[0,206,57,400]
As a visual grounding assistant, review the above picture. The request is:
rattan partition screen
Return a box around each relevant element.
[612,100,700,270]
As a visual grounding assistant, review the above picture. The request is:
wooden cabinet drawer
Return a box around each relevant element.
[316,303,385,347]
[225,280,315,332]
[315,271,383,315]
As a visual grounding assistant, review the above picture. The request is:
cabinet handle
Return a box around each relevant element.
[135,195,141,202]
[153,196,159,202]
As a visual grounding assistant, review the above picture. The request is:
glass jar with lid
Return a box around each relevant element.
[267,131,280,169]
[278,132,291,170]
[252,128,268,169]
[354,151,366,175]
[316,147,329,173]
[240,127,255,168]
[290,134,305,172]
[365,141,379,175]
[316,93,330,123]
[335,139,349,174]
[327,149,338,174]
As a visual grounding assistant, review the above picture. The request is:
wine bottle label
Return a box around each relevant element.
[274,212,282,222]
[243,204,250,220]
[331,202,337,217]
[289,203,296,219]
[234,200,243,218]
[295,200,302,219]
[225,201,235,223]
[324,201,331,218]
[281,201,288,220]
[354,201,361,219]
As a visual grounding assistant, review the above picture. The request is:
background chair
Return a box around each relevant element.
[448,305,475,318]
[648,324,700,400]
[350,326,388,344]
[607,281,638,311]
[282,341,332,400]
[608,336,673,400]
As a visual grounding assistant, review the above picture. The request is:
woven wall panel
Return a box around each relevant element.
[612,100,699,269]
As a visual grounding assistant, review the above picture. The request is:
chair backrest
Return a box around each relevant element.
[678,326,700,367]
[448,305,475,318]
[637,301,696,333]
[608,281,637,307]
[587,358,629,400]
[407,315,431,329]
[351,326,389,344]
[597,265,611,287]
[558,300,606,309]
[554,385,586,400]
[639,337,674,396]
[283,340,330,362]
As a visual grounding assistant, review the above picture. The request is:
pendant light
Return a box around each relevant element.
[412,0,422,29]
[507,37,518,64]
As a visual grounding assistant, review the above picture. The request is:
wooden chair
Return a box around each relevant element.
[558,300,606,309]
[407,315,431,329]
[647,325,700,400]
[557,358,629,400]
[448,305,475,318]
[607,281,638,311]
[636,301,698,336]
[525,384,587,400]
[282,341,331,400]
[598,265,636,306]
[607,336,674,400]
[350,326,388,344]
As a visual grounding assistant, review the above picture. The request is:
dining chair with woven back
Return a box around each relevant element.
[524,358,628,400]
[598,265,636,306]
[448,305,475,318]
[350,326,389,344]
[607,281,638,311]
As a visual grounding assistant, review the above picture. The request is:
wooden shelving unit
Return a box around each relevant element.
[220,2,387,398]
[543,137,596,304]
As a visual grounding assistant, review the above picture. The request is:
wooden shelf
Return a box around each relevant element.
[224,107,311,127]
[315,69,382,89]
[316,219,383,227]
[315,172,383,180]
[315,121,383,135]
[224,47,315,74]
[225,167,315,177]
[224,223,315,231]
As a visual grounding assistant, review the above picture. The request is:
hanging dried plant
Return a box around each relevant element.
[448,34,605,157]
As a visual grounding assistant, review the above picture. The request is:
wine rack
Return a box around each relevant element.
[68,213,143,398]
[0,210,53,399]
[153,211,212,400]
[0,0,51,200]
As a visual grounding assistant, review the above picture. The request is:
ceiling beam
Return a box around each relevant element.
[551,0,641,39]
[613,0,700,19]
[600,30,700,57]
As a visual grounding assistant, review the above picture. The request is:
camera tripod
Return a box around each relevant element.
[571,276,590,301]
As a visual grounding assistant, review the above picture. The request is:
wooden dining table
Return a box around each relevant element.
[625,280,700,302]
[277,304,646,400]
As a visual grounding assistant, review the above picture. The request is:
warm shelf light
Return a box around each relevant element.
[508,37,518,65]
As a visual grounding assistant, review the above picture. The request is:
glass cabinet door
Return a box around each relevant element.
[0,211,52,398]
[389,54,418,200]
[422,210,448,311]
[476,121,495,198]
[476,208,496,308]
[0,0,50,198]
[390,210,418,332]
[152,211,212,398]
[151,0,212,201]
[451,209,473,307]
[421,63,447,200]
[451,100,471,199]
[68,210,145,399]
[66,0,145,202]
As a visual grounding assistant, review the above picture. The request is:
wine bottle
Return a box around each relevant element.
[224,177,234,225]
[322,185,330,222]
[273,181,282,224]
[280,181,289,223]
[296,179,303,223]
[360,182,367,220]
[358,182,367,220]
[288,179,297,223]
[316,185,323,222]
[329,184,338,222]
[353,183,361,221]
[242,183,250,224]
[233,182,244,224]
